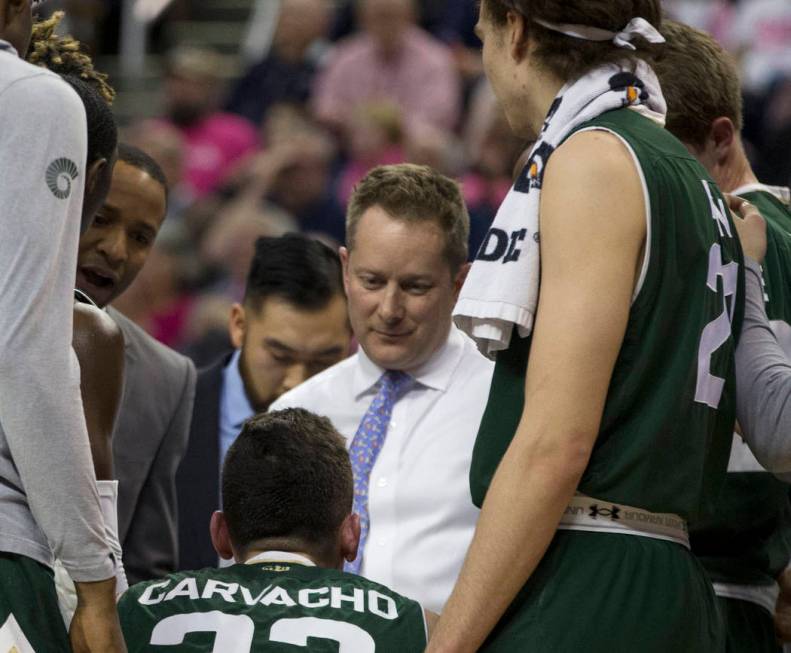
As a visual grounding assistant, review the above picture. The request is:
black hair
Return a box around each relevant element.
[117,142,169,196]
[222,409,353,553]
[244,234,344,313]
[61,74,117,166]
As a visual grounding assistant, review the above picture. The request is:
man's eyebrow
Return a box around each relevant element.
[264,338,297,354]
[99,202,120,217]
[264,338,345,357]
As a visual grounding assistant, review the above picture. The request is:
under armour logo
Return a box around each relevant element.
[46,157,79,200]
[589,504,620,520]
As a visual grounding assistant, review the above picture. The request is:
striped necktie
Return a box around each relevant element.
[345,370,411,574]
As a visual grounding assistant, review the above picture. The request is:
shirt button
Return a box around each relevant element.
[378,538,387,546]
[390,421,397,428]
[377,477,388,488]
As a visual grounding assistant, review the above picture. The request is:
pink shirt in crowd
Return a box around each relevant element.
[313,27,461,135]
[163,113,259,198]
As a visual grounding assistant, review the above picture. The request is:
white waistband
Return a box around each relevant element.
[557,494,689,548]
[712,581,778,615]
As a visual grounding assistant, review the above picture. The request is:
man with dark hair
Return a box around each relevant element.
[271,163,493,613]
[73,142,196,586]
[0,2,125,650]
[178,234,352,571]
[655,20,791,653]
[120,408,429,651]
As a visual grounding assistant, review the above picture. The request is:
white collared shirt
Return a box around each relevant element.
[270,326,493,612]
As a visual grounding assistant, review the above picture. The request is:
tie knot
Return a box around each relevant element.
[380,370,411,396]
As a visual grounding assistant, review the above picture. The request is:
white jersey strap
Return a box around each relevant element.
[558,494,689,548]
[245,551,316,567]
[732,183,791,207]
[712,581,778,615]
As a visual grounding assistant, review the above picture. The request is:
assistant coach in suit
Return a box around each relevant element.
[76,143,196,584]
[178,234,352,570]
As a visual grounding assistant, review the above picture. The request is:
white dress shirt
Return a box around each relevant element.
[270,326,494,612]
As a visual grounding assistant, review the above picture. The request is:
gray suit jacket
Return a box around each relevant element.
[109,308,196,585]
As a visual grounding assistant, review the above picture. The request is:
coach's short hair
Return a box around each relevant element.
[346,164,469,273]
[221,409,353,553]
[654,20,743,148]
[243,234,345,314]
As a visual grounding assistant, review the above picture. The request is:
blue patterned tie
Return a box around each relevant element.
[345,370,411,574]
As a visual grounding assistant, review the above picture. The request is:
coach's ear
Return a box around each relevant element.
[210,511,235,561]
[340,513,361,565]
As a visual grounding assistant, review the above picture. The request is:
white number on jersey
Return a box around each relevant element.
[695,183,740,409]
[148,611,376,651]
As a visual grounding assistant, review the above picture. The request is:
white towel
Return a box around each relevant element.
[454,61,666,358]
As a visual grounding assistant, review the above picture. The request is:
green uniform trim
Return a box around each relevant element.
[0,552,70,652]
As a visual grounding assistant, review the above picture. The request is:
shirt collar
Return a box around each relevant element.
[351,325,466,398]
[244,551,316,567]
[0,40,17,56]
[221,349,255,429]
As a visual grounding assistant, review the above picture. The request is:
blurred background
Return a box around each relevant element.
[40,0,791,364]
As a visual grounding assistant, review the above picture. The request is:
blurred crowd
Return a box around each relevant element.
[53,0,791,363]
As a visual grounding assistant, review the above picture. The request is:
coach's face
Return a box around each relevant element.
[76,160,166,308]
[342,206,467,373]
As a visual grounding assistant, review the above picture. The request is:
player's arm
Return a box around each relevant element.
[0,75,125,651]
[426,131,645,652]
[729,201,791,475]
[73,303,125,480]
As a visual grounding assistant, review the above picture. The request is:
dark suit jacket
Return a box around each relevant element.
[176,353,230,571]
[109,308,196,585]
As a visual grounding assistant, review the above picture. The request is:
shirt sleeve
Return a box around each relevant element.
[0,73,113,581]
[736,257,791,474]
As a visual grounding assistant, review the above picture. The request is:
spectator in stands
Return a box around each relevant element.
[730,0,791,95]
[312,0,461,139]
[125,119,191,218]
[226,0,332,127]
[271,164,493,613]
[161,46,258,198]
[336,101,406,206]
[177,234,352,571]
[191,110,344,245]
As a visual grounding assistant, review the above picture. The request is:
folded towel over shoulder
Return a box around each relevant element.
[454,60,666,358]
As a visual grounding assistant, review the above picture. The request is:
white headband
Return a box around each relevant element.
[533,16,665,51]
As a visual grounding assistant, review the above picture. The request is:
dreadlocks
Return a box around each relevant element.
[27,11,116,104]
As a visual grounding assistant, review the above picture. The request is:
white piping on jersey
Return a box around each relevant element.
[732,183,791,207]
[572,126,652,305]
[245,551,316,567]
[712,581,778,615]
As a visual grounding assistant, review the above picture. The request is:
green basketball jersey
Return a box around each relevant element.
[470,108,744,524]
[694,186,791,587]
[118,557,427,652]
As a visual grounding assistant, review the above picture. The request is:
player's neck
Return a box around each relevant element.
[718,144,758,193]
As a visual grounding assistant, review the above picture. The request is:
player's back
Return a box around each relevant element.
[119,554,428,652]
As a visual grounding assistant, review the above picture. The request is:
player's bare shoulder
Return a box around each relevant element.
[73,301,124,359]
